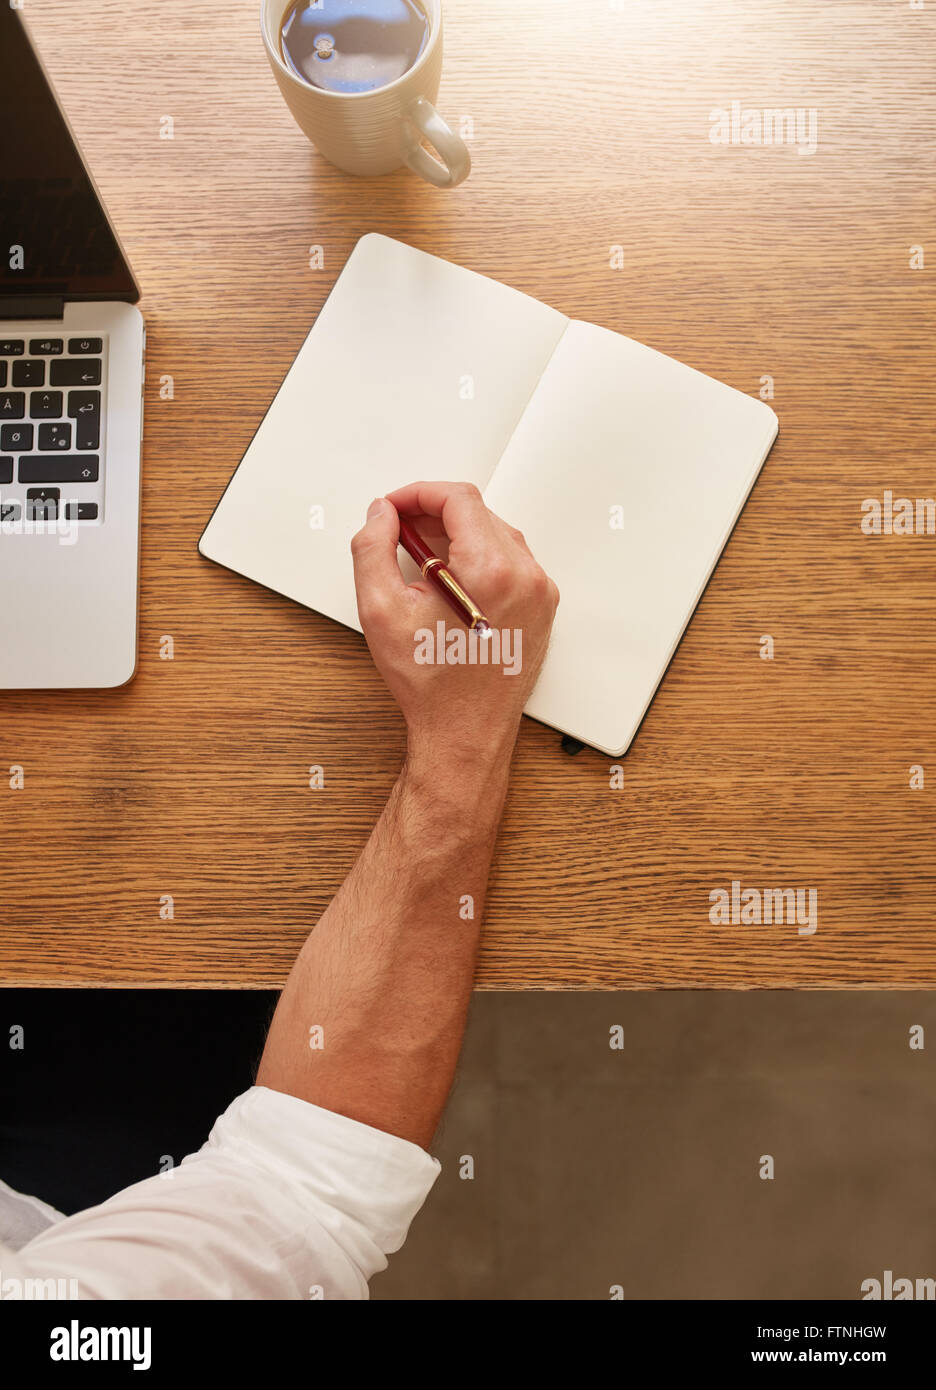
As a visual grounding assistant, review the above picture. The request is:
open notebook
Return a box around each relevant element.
[199,234,778,757]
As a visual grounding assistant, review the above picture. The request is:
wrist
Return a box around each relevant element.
[401,723,519,825]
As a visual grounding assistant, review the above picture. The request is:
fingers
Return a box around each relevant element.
[385,481,535,557]
[350,497,406,623]
[391,511,450,553]
[385,481,499,552]
[362,483,558,619]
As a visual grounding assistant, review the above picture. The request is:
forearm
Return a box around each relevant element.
[256,732,516,1149]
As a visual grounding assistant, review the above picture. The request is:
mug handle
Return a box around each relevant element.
[402,95,471,188]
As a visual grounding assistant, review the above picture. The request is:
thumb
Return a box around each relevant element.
[350,497,405,611]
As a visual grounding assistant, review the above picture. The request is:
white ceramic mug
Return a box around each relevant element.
[260,0,471,187]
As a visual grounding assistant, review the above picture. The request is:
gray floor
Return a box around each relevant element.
[372,993,936,1300]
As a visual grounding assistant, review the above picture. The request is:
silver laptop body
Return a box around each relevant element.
[1,7,144,688]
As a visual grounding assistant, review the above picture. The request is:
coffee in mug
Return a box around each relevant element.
[260,0,471,187]
[279,0,430,95]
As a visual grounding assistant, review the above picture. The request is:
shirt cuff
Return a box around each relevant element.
[8,1085,440,1299]
[198,1084,441,1257]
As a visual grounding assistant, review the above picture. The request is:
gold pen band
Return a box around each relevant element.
[420,559,489,630]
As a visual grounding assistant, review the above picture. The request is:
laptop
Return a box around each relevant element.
[0,6,145,689]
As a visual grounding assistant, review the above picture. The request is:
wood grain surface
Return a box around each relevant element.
[2,0,934,987]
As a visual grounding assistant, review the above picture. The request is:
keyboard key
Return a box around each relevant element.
[0,391,25,419]
[51,359,101,386]
[0,456,12,485]
[0,423,33,451]
[68,337,103,355]
[1,501,22,523]
[67,390,101,449]
[0,364,6,388]
[65,502,98,520]
[29,391,63,418]
[0,339,24,356]
[26,487,59,521]
[38,422,71,451]
[12,359,45,388]
[19,455,98,483]
[29,338,64,355]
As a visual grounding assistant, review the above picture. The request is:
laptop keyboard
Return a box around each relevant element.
[0,334,105,525]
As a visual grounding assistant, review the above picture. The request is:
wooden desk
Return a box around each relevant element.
[3,0,934,988]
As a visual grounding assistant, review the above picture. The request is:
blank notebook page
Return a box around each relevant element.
[198,233,567,631]
[484,320,778,756]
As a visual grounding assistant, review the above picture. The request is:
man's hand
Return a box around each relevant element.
[350,481,560,770]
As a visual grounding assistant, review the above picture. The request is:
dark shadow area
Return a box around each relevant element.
[0,989,277,1214]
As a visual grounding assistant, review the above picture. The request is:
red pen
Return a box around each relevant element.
[397,515,492,638]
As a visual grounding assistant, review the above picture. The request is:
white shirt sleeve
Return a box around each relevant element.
[0,1086,440,1300]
